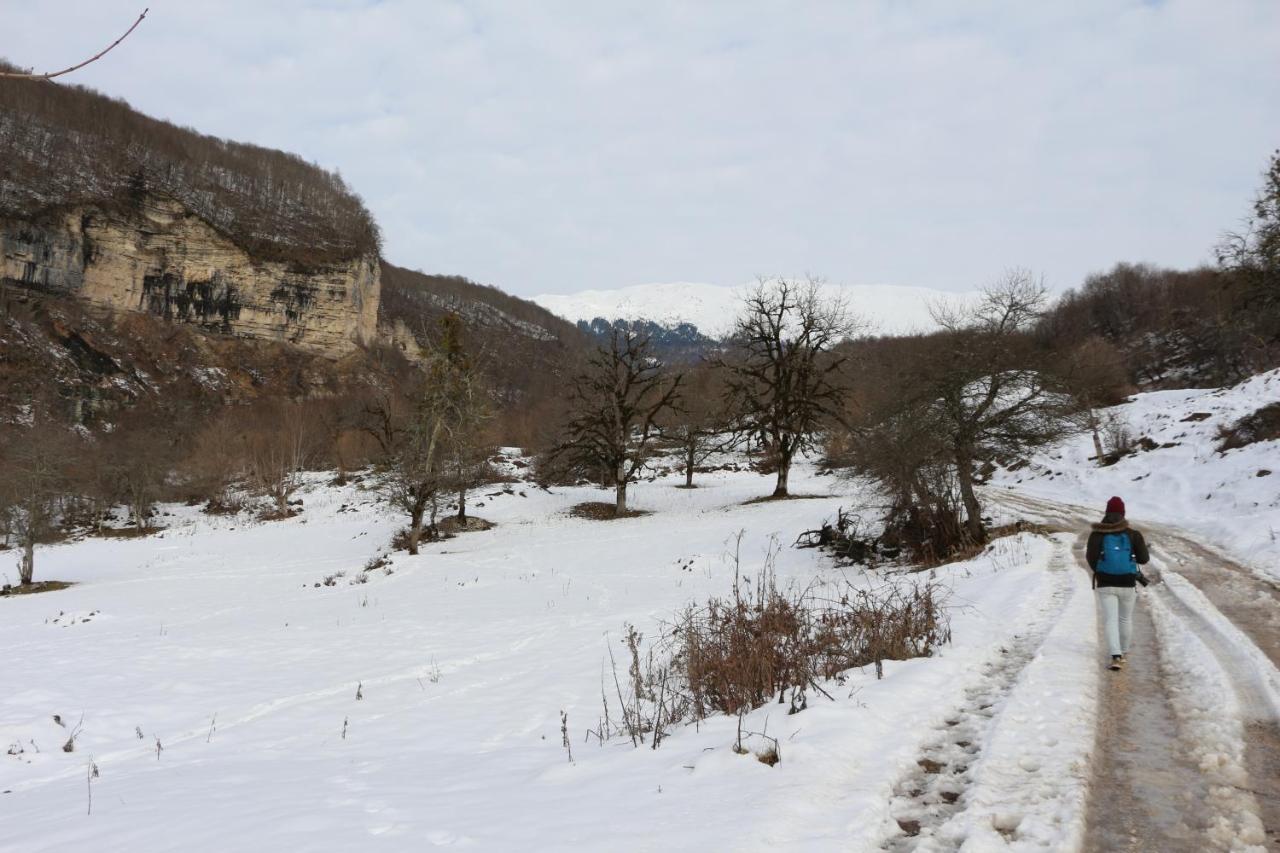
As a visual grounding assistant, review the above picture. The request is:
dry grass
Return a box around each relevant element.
[591,537,951,750]
[1217,402,1280,451]
[1,580,75,597]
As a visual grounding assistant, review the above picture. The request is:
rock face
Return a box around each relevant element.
[1,196,379,356]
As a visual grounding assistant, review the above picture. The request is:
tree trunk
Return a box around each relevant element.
[685,446,696,488]
[954,450,985,543]
[773,454,791,498]
[457,483,467,523]
[20,538,35,585]
[615,480,627,516]
[1088,409,1105,461]
[408,503,425,556]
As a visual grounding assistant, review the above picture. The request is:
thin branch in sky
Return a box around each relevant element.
[0,8,148,81]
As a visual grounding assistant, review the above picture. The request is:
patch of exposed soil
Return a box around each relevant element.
[1,581,76,597]
[567,502,650,521]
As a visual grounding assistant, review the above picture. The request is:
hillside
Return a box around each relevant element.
[0,69,585,431]
[378,262,586,408]
[0,60,379,266]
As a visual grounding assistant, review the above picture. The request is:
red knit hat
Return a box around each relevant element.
[1106,496,1125,516]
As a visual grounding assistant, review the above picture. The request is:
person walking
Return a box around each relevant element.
[1086,496,1150,671]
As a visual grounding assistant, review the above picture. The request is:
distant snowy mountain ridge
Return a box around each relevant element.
[533,280,980,339]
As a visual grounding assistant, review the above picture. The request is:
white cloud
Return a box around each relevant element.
[4,0,1279,296]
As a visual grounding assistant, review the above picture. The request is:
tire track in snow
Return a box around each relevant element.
[1151,568,1280,851]
[878,538,1076,852]
[993,490,1280,851]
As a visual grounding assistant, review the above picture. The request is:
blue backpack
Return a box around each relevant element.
[1096,532,1137,575]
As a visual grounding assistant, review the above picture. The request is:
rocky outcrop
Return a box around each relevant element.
[1,195,379,356]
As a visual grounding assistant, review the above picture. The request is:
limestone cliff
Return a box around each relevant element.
[1,196,379,356]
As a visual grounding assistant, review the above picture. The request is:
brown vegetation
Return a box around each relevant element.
[592,540,950,750]
[1217,402,1280,452]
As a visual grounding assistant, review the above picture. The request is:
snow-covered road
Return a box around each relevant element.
[993,491,1280,853]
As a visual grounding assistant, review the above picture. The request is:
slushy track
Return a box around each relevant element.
[994,491,1280,852]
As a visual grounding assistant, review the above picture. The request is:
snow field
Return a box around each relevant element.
[2,464,1079,852]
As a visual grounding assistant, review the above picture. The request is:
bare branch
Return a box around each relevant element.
[0,9,149,81]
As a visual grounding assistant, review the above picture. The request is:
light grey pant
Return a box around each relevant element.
[1097,586,1137,657]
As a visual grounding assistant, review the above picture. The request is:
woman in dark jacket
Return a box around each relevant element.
[1086,496,1150,671]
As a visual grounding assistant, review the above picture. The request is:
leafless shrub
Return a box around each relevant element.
[1102,413,1134,458]
[61,715,84,753]
[592,537,950,750]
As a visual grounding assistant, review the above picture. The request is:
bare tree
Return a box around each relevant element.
[438,316,494,524]
[0,425,74,586]
[1218,148,1280,348]
[0,9,148,81]
[374,317,485,553]
[1053,336,1130,462]
[721,277,860,497]
[660,363,731,488]
[100,413,180,532]
[554,328,681,515]
[188,411,248,508]
[836,344,967,563]
[926,271,1082,542]
[244,401,316,517]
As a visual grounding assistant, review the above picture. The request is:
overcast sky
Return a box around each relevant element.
[6,1,1280,297]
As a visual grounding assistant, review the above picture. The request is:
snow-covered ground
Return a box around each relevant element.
[990,368,1280,581]
[1,461,1093,852]
[532,281,981,339]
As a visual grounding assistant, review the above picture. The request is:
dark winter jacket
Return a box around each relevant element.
[1086,513,1150,588]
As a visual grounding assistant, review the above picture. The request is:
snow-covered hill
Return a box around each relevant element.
[991,368,1280,580]
[533,280,980,338]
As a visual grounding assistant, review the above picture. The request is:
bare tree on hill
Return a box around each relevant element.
[1218,148,1280,353]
